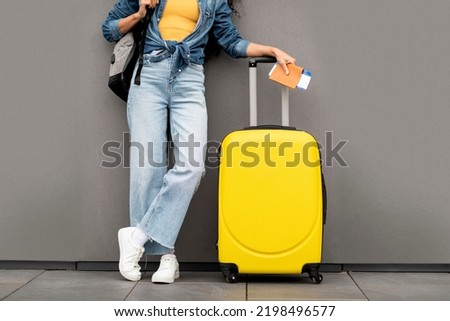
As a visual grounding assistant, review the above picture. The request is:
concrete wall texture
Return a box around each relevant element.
[1,0,450,264]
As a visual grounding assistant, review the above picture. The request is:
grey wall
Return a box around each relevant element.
[1,0,449,264]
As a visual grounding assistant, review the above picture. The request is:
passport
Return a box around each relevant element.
[268,63,303,89]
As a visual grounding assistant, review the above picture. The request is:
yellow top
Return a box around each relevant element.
[159,0,199,42]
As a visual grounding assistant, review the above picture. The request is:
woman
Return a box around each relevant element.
[102,0,295,284]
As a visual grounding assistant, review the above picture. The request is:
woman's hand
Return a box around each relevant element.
[246,43,296,75]
[137,0,159,19]
[273,48,296,75]
[118,0,159,34]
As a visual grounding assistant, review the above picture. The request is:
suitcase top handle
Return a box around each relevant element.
[248,57,290,127]
[249,57,277,67]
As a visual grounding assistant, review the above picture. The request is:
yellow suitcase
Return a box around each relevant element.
[218,58,326,283]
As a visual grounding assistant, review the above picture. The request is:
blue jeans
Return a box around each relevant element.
[127,54,207,255]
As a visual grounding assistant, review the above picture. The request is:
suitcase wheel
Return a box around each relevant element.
[220,264,239,283]
[310,273,323,284]
[308,271,323,284]
[303,264,323,284]
[223,270,238,283]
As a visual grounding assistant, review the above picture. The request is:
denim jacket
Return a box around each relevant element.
[102,0,250,76]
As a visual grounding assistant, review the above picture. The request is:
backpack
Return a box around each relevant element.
[108,8,154,102]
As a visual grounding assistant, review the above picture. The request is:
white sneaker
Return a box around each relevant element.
[118,227,145,281]
[151,254,180,284]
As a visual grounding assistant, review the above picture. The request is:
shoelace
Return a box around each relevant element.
[159,257,175,270]
[125,248,144,268]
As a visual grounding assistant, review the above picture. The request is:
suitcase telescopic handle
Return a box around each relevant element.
[248,58,290,127]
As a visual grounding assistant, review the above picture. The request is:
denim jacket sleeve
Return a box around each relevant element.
[102,0,140,42]
[212,0,250,58]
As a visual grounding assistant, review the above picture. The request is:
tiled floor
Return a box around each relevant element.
[1,269,450,301]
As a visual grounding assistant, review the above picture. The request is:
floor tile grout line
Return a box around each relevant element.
[1,270,47,301]
[246,280,249,301]
[347,272,370,301]
[123,273,145,301]
[123,281,140,301]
